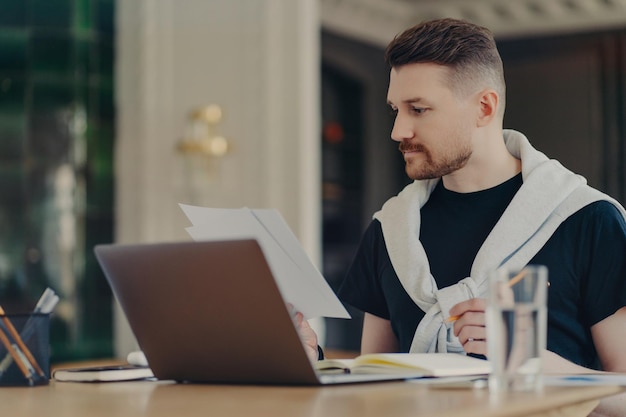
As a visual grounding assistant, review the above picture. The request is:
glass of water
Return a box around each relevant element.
[486,265,548,392]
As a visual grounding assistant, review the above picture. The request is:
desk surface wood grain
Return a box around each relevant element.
[0,378,620,417]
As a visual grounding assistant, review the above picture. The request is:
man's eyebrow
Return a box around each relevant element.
[387,97,425,106]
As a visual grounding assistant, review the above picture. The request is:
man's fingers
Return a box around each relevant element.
[452,311,485,336]
[463,339,488,356]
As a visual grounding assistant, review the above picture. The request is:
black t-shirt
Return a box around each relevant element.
[338,174,626,369]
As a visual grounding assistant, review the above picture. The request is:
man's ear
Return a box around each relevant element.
[476,89,499,127]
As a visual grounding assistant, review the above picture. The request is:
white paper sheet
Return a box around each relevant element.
[179,204,350,320]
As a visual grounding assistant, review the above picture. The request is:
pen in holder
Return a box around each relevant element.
[0,313,51,386]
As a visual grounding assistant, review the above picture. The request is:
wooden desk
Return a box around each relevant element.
[0,379,621,417]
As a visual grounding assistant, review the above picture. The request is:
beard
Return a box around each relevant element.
[400,140,472,180]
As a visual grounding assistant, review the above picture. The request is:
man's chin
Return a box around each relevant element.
[405,163,452,180]
[406,170,439,181]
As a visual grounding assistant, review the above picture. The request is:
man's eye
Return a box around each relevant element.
[412,107,427,114]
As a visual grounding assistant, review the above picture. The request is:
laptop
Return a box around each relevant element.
[95,239,420,385]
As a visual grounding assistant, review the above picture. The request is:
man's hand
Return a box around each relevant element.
[448,298,488,355]
[290,306,319,362]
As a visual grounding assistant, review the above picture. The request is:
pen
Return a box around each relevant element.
[0,288,59,377]
[12,343,36,377]
[33,288,57,313]
[0,305,45,378]
[445,269,528,324]
[0,321,33,384]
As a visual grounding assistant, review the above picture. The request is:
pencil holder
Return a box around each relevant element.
[0,313,50,386]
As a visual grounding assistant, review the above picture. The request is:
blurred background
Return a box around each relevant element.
[0,0,624,362]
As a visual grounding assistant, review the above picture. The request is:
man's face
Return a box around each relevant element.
[387,62,477,181]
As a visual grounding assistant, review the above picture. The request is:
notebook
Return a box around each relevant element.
[94,239,423,385]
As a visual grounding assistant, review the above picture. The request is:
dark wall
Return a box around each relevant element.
[500,31,626,203]
[321,31,407,351]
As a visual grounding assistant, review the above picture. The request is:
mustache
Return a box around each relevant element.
[399,142,427,153]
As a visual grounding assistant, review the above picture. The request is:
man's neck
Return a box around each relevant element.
[441,131,521,193]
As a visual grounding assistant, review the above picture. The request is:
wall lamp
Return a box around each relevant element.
[176,104,231,158]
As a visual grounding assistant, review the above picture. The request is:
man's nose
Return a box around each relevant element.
[390,113,414,143]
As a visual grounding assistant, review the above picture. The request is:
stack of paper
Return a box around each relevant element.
[179,204,350,320]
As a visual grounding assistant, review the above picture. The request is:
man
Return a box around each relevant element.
[296,18,626,415]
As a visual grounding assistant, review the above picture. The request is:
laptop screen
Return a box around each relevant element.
[95,239,320,384]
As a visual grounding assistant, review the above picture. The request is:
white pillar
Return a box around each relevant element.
[114,0,323,357]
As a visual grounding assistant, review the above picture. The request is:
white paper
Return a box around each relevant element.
[179,204,350,320]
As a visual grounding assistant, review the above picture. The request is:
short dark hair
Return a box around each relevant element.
[385,18,505,111]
